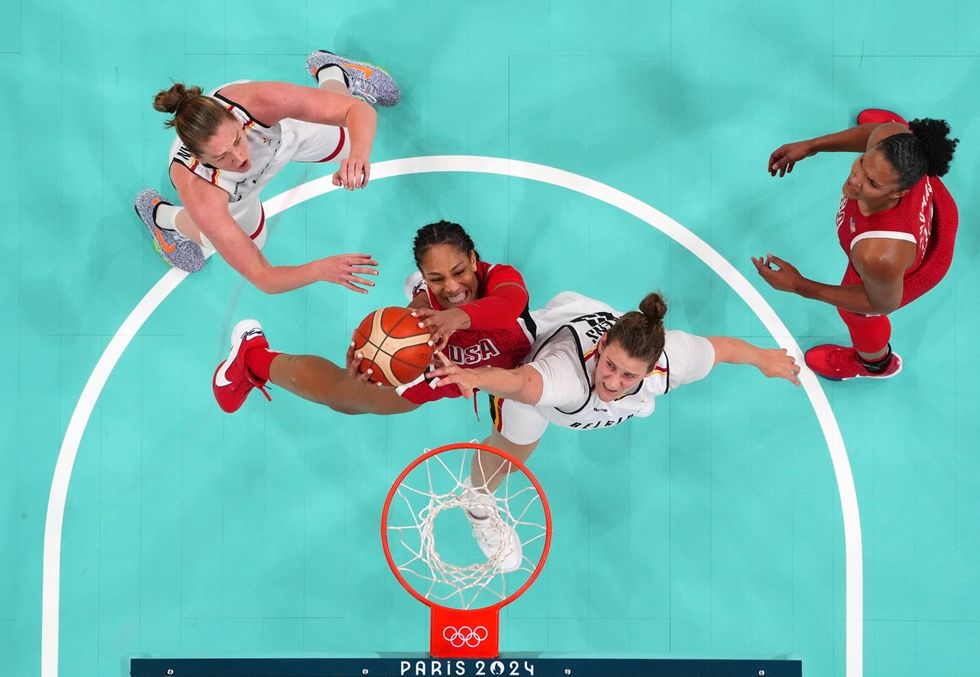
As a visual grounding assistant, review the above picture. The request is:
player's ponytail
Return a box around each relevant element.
[908,118,958,178]
[153,82,236,157]
[605,292,668,369]
[413,220,480,267]
[875,118,958,189]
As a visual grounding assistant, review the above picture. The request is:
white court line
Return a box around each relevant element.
[42,156,862,677]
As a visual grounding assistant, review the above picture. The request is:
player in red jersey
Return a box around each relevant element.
[754,109,959,380]
[211,220,535,414]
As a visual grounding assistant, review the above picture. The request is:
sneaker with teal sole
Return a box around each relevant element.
[133,189,205,273]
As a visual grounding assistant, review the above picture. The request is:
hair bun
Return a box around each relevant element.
[638,292,667,324]
[153,82,203,115]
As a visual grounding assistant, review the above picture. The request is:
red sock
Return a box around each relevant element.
[245,347,281,382]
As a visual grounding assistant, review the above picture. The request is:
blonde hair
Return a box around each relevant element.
[153,83,236,156]
[604,292,668,368]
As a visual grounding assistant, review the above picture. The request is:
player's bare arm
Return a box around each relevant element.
[751,250,896,315]
[430,352,544,404]
[223,81,376,190]
[706,336,801,386]
[172,164,377,294]
[768,121,910,177]
[752,232,914,315]
[849,237,916,314]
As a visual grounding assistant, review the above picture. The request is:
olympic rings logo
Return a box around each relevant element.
[442,625,489,648]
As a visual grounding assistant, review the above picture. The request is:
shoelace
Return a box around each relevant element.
[254,382,272,402]
[471,519,503,550]
[243,361,273,402]
[350,89,377,105]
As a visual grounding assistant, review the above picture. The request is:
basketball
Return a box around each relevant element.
[352,307,433,387]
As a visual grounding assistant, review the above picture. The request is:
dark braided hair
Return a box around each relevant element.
[604,293,668,369]
[875,118,959,190]
[412,220,480,267]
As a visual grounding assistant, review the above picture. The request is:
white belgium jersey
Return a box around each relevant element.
[491,292,715,445]
[165,81,347,246]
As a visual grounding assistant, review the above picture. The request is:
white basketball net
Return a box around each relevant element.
[386,446,548,609]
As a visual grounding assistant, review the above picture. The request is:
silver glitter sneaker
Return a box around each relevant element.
[306,50,400,107]
[133,189,205,273]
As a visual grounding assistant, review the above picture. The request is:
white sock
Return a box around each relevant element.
[317,65,348,88]
[154,203,180,230]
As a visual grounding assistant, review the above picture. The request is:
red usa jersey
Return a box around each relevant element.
[398,261,536,404]
[836,174,938,276]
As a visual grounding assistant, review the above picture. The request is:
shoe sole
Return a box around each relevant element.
[133,190,176,267]
[854,357,903,380]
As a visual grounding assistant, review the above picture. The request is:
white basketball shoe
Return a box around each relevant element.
[462,478,523,573]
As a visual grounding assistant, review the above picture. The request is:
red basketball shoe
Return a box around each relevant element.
[805,344,903,381]
[856,108,909,126]
[213,320,273,412]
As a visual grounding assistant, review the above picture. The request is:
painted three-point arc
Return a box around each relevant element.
[44,157,860,677]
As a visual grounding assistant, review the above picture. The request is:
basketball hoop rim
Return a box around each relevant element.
[380,441,553,612]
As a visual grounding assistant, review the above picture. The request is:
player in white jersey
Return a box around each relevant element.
[435,291,800,455]
[429,290,800,571]
[133,50,399,294]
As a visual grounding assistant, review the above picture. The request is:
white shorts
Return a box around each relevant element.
[282,117,351,165]
[491,395,551,446]
[170,118,350,250]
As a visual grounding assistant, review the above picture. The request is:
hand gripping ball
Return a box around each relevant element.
[352,307,434,387]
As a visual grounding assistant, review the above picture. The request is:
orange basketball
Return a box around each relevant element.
[352,307,433,387]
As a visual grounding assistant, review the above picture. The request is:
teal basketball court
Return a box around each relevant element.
[3,2,978,676]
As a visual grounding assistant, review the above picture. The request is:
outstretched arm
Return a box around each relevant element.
[707,336,801,386]
[173,166,377,294]
[222,81,377,190]
[767,121,910,176]
[429,352,544,403]
[751,237,914,315]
